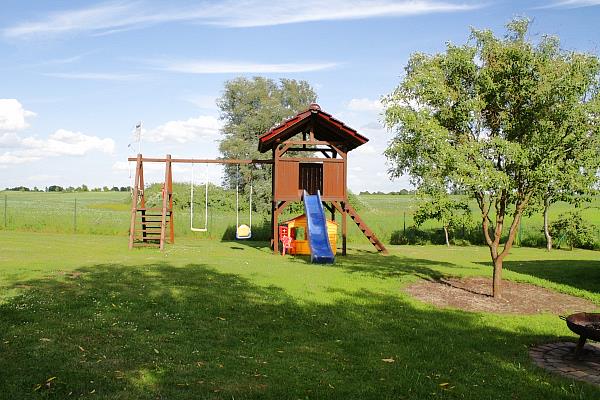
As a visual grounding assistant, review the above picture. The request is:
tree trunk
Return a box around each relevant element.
[443,225,450,247]
[543,197,552,251]
[492,256,503,299]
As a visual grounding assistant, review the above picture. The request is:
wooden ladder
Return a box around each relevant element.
[131,207,173,248]
[129,154,174,250]
[342,202,388,254]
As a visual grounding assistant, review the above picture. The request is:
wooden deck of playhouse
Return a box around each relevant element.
[259,103,387,255]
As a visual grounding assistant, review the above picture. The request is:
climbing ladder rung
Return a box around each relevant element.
[343,203,388,255]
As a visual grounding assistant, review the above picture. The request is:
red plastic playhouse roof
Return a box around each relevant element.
[257,103,369,153]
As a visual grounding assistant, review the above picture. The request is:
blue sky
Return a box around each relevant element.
[1,0,599,192]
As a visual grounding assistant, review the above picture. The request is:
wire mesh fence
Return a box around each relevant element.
[2,191,600,249]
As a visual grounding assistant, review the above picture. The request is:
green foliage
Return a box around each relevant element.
[390,225,481,246]
[550,210,598,250]
[413,190,472,237]
[143,182,248,213]
[217,77,317,213]
[384,17,600,292]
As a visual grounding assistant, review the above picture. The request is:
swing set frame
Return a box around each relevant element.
[128,154,271,250]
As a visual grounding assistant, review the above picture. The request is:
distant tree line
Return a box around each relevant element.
[359,189,416,195]
[4,185,131,192]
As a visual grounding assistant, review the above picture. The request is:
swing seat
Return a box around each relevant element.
[236,224,252,239]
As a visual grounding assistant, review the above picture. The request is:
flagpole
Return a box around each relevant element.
[136,121,142,155]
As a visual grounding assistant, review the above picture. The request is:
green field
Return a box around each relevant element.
[1,191,599,398]
[2,190,600,248]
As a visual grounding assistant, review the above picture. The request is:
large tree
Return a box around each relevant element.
[217,77,317,213]
[384,19,600,298]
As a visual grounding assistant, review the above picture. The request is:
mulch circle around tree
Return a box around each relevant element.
[404,277,597,315]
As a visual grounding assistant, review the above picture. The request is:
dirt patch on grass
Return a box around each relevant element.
[405,277,597,314]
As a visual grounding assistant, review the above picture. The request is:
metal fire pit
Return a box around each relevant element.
[562,312,600,357]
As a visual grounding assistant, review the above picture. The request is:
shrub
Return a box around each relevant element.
[550,211,598,250]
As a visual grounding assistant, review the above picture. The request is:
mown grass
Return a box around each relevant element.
[0,232,598,399]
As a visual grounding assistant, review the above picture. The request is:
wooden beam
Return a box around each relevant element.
[334,200,347,256]
[282,140,344,147]
[168,158,174,244]
[278,142,294,157]
[139,159,146,241]
[126,157,273,164]
[278,157,343,163]
[159,154,171,251]
[128,154,142,249]
[270,148,276,249]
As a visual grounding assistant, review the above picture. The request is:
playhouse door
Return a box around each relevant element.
[299,163,323,195]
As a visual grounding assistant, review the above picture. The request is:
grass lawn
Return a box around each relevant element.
[1,232,599,399]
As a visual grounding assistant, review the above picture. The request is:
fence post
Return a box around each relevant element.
[403,212,406,234]
[4,194,6,228]
[74,198,77,234]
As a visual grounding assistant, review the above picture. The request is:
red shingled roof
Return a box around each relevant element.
[257,103,368,153]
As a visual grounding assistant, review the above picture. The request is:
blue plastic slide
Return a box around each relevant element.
[303,190,335,264]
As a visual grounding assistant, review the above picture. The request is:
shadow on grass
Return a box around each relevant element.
[334,253,459,282]
[0,263,595,399]
[503,259,600,294]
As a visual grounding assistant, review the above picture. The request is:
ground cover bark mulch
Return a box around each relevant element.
[404,277,597,314]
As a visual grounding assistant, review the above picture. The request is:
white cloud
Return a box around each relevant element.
[539,0,600,8]
[4,1,483,38]
[0,129,115,165]
[21,129,115,156]
[0,99,36,132]
[145,115,222,144]
[354,144,378,155]
[347,98,383,112]
[154,59,338,74]
[215,0,481,28]
[0,153,39,164]
[0,132,23,147]
[43,72,143,81]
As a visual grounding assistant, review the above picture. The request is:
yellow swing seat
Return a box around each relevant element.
[236,224,251,240]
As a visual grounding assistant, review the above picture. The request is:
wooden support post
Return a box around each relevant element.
[139,156,146,241]
[272,146,279,253]
[159,154,171,251]
[128,154,142,249]
[273,202,279,255]
[341,200,347,256]
[168,157,174,244]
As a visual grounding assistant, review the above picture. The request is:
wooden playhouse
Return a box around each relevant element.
[258,103,388,256]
